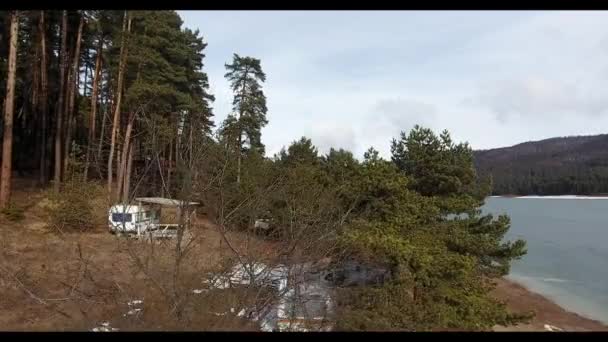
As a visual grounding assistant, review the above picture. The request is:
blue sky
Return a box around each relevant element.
[178,10,608,158]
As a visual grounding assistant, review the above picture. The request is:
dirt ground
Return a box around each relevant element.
[2,182,607,331]
[492,278,608,331]
[0,183,279,331]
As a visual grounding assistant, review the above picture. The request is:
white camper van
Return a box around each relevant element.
[108,197,199,238]
[108,204,160,234]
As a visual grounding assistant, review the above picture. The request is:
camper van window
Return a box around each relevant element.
[112,213,133,223]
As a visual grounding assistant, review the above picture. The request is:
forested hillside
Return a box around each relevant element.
[474,134,608,195]
[0,10,528,331]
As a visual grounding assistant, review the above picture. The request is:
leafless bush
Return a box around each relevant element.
[1,107,353,331]
[1,203,25,222]
[46,180,100,232]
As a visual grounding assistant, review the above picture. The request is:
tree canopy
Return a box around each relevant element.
[0,10,529,331]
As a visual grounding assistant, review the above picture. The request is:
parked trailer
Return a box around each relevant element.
[108,197,199,239]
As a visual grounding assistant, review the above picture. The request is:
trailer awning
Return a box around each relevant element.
[135,197,199,207]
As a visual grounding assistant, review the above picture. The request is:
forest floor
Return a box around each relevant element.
[1,181,606,331]
[0,180,278,331]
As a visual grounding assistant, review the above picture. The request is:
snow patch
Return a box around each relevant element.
[91,321,119,332]
[124,308,142,316]
[542,278,570,283]
[544,324,563,332]
[515,195,608,200]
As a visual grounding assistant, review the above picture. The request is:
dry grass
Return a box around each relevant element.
[0,182,279,331]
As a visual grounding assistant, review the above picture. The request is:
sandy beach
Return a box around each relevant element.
[492,278,608,331]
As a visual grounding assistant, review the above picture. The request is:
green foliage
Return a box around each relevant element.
[339,217,530,330]
[66,141,86,182]
[269,160,342,244]
[333,127,530,330]
[325,147,438,226]
[107,10,216,196]
[446,213,527,277]
[219,53,268,155]
[319,148,361,213]
[388,125,528,276]
[336,276,533,331]
[321,148,360,184]
[276,136,319,167]
[391,126,477,199]
[2,9,533,331]
[123,11,214,117]
[205,146,280,230]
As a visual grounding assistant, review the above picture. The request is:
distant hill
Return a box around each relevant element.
[473,134,608,195]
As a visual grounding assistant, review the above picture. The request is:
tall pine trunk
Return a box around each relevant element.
[62,63,73,178]
[117,112,134,201]
[189,119,193,165]
[64,14,84,179]
[237,133,242,185]
[108,11,131,197]
[31,44,40,114]
[235,69,248,186]
[84,37,103,181]
[175,132,179,188]
[83,57,89,98]
[167,140,172,195]
[54,10,68,192]
[39,11,48,185]
[0,11,19,208]
[117,55,143,202]
[122,140,134,204]
[96,86,109,176]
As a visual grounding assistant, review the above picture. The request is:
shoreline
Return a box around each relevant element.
[490,195,608,199]
[492,278,608,331]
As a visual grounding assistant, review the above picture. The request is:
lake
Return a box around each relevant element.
[483,197,608,324]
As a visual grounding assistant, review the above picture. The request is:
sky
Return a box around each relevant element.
[178,10,608,159]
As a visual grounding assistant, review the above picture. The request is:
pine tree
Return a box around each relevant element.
[83,19,103,181]
[63,12,85,178]
[107,10,130,197]
[54,10,68,192]
[277,136,319,167]
[0,11,19,208]
[337,129,530,331]
[390,126,527,275]
[38,11,49,184]
[391,125,476,199]
[220,53,268,185]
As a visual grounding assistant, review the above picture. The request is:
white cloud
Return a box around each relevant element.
[471,77,608,123]
[178,10,608,156]
[308,122,358,156]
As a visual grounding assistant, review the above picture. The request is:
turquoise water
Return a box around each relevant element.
[483,197,608,324]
